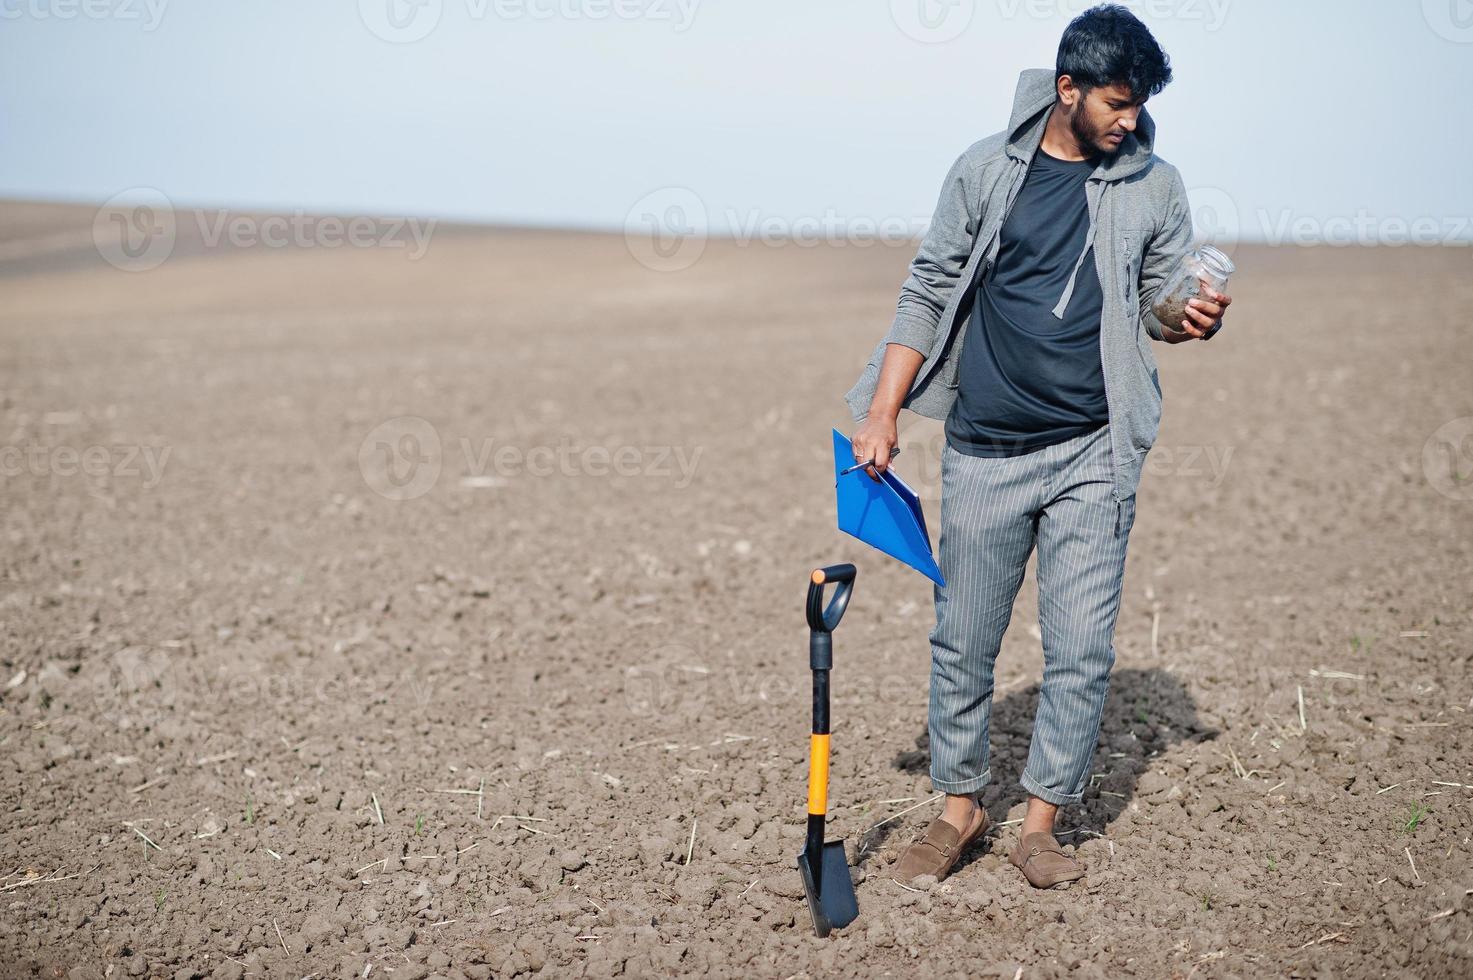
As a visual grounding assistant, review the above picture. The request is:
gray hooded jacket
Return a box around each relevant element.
[845,67,1196,516]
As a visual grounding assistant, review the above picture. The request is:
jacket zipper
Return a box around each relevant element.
[1104,208,1122,542]
[1089,182,1126,508]
[986,158,1029,273]
[921,158,1028,391]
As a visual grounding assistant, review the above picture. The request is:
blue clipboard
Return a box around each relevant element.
[832,429,945,587]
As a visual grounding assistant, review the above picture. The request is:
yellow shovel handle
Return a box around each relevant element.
[806,733,830,816]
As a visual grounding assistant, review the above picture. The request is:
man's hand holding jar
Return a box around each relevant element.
[1154,243,1235,342]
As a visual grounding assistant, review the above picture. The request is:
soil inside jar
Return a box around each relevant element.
[1153,296,1190,329]
[1153,284,1198,331]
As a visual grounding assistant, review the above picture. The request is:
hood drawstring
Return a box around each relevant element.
[1050,237,1093,319]
[1051,182,1104,320]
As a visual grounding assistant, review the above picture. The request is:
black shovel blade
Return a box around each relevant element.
[796,840,859,937]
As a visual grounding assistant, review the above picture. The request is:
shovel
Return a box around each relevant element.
[796,563,860,938]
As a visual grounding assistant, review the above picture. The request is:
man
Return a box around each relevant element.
[845,5,1232,890]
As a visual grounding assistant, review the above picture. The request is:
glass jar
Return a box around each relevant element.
[1151,244,1235,335]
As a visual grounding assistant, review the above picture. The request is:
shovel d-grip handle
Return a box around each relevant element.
[806,564,855,642]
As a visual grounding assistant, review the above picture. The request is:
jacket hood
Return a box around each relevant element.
[1006,67,1156,182]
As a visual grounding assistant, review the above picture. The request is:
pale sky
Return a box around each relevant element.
[2,0,1470,243]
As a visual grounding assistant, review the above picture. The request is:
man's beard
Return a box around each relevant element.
[1069,109,1119,158]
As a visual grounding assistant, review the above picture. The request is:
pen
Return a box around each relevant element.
[839,446,901,477]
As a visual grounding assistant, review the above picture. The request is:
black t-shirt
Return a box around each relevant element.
[945,147,1109,457]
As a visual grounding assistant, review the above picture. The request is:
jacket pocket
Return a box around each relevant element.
[942,346,961,389]
[1136,329,1161,398]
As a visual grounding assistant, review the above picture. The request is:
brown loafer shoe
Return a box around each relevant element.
[1009,831,1085,889]
[891,802,989,885]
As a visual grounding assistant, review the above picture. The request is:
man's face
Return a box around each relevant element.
[1066,81,1144,157]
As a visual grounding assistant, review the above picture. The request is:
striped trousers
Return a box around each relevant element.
[928,423,1134,805]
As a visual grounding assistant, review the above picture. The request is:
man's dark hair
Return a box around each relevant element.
[1056,4,1173,102]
